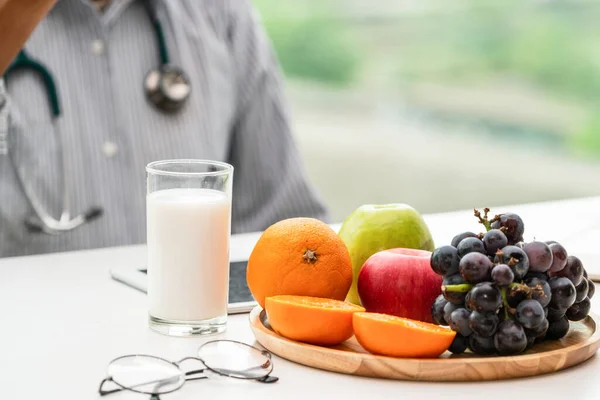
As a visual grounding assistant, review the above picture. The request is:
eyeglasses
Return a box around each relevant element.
[98,340,278,398]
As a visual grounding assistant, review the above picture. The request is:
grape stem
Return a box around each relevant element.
[443,283,473,293]
[510,282,545,301]
[500,287,511,320]
[502,283,532,317]
[473,207,504,233]
[444,282,538,296]
[508,282,534,296]
[502,282,544,317]
[495,250,518,267]
[507,257,519,268]
[474,208,492,231]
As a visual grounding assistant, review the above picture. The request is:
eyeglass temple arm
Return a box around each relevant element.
[98,377,125,397]
[177,356,274,381]
[97,367,206,397]
[175,357,207,380]
[100,373,194,396]
[177,357,270,378]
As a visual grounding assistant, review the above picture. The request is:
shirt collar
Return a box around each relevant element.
[74,0,137,26]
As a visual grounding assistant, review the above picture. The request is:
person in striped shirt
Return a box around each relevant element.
[0,0,330,257]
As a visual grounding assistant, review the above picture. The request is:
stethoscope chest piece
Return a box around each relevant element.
[144,64,191,112]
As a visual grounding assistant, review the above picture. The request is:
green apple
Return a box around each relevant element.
[338,204,435,305]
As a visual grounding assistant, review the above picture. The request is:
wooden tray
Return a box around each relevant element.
[249,306,600,381]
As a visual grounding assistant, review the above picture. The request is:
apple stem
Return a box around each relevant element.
[443,283,473,293]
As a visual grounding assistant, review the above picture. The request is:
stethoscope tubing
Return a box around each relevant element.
[2,0,188,234]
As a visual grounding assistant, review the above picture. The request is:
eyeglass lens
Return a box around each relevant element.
[107,355,185,395]
[198,341,273,379]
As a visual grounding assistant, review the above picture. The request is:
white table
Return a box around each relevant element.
[2,197,600,400]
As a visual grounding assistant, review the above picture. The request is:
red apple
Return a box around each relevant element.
[357,248,442,323]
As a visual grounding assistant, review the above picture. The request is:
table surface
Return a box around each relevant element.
[2,197,600,400]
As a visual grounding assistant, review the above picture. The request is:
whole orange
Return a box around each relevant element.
[246,218,353,309]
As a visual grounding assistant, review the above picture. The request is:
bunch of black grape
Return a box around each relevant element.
[430,208,594,356]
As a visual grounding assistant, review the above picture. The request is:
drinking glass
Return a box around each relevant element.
[146,159,233,336]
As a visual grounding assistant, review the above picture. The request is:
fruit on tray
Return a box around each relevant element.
[353,312,456,358]
[265,295,365,346]
[430,208,594,356]
[246,218,353,309]
[357,248,442,323]
[338,204,435,305]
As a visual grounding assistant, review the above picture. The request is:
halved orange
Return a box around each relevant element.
[265,295,365,346]
[353,312,455,358]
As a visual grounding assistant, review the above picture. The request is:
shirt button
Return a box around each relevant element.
[102,141,118,158]
[91,40,105,56]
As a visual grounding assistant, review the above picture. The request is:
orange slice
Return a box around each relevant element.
[265,295,365,346]
[353,312,456,358]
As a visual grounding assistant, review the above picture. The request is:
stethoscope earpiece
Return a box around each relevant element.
[144,64,191,113]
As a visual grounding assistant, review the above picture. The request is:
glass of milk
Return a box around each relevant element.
[146,159,233,336]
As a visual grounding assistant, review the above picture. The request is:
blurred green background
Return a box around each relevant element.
[252,0,600,221]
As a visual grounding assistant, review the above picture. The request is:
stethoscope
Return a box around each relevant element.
[2,0,191,234]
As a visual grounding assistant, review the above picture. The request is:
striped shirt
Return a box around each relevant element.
[0,0,329,258]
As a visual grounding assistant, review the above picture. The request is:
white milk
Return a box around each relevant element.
[147,188,231,322]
